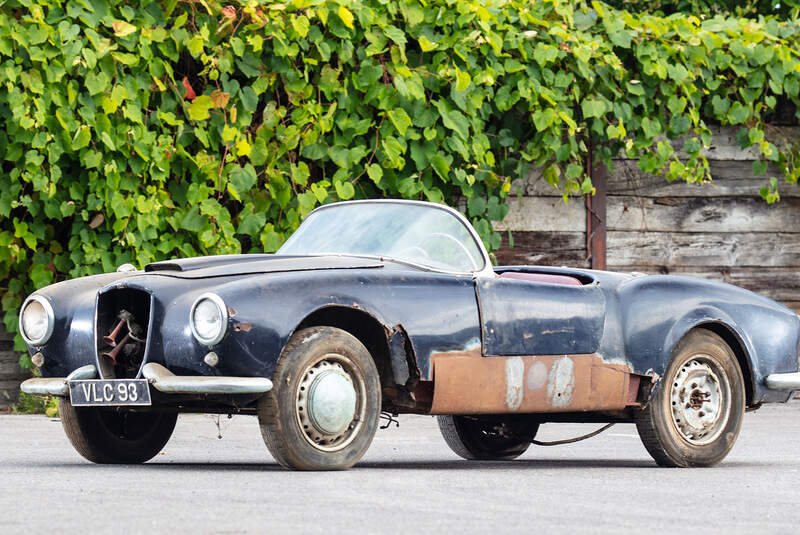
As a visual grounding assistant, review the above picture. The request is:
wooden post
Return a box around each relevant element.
[585,142,607,270]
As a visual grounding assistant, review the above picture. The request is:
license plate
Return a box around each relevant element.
[68,379,151,407]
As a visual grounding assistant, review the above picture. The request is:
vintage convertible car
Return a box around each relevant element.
[19,199,800,470]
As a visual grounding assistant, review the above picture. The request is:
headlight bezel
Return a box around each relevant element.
[19,295,55,347]
[189,292,228,347]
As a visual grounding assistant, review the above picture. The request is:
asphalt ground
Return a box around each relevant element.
[1,403,799,534]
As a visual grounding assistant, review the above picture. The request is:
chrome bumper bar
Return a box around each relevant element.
[20,363,273,397]
[20,365,98,396]
[765,372,800,390]
[141,363,273,394]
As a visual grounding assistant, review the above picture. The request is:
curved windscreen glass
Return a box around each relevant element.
[279,203,485,273]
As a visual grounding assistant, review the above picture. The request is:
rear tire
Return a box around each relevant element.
[438,415,539,461]
[59,399,177,464]
[635,329,745,467]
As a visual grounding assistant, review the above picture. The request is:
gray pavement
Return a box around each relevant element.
[2,404,800,534]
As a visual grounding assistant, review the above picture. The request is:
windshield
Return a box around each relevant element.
[279,202,486,273]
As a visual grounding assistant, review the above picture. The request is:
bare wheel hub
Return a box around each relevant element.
[297,358,359,450]
[669,357,730,445]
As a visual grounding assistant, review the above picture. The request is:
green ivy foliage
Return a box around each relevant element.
[606,0,800,18]
[1,0,800,361]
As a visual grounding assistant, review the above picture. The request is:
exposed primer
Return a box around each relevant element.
[505,356,524,410]
[644,368,661,383]
[429,337,482,359]
[526,360,548,391]
[547,356,575,408]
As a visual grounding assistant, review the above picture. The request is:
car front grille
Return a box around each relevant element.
[96,288,151,379]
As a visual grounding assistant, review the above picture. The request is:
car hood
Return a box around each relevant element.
[144,254,384,279]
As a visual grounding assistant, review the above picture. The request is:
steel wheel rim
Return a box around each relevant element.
[295,354,365,452]
[669,355,731,446]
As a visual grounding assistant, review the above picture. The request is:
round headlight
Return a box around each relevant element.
[19,295,54,346]
[190,293,228,346]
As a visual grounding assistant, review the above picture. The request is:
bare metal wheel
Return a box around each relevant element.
[669,358,731,445]
[438,415,539,461]
[258,326,381,470]
[636,329,745,467]
[58,399,177,464]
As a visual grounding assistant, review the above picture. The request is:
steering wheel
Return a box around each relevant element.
[419,232,479,270]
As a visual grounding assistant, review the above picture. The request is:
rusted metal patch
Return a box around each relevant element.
[429,353,633,415]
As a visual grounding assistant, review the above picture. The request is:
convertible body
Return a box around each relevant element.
[20,200,800,469]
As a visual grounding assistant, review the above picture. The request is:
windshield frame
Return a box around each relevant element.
[279,199,495,277]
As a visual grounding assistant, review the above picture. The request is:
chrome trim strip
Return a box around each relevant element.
[136,293,156,380]
[142,363,273,394]
[20,364,98,396]
[189,292,229,346]
[765,372,800,390]
[19,295,55,347]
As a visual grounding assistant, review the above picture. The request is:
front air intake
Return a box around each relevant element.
[95,288,152,379]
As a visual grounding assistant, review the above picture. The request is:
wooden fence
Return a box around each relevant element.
[496,127,800,313]
[0,325,29,409]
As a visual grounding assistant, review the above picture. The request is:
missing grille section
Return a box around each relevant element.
[96,288,150,379]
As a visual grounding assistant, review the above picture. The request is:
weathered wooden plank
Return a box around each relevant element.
[0,379,23,407]
[606,231,800,268]
[0,352,26,378]
[499,194,800,233]
[607,196,800,232]
[780,302,800,314]
[495,231,588,267]
[608,265,800,303]
[495,196,585,232]
[606,160,799,198]
[672,126,800,161]
[0,327,14,342]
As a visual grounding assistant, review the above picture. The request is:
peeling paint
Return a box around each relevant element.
[526,360,548,391]
[234,322,252,332]
[540,328,573,335]
[548,356,575,408]
[505,357,524,410]
[429,337,482,360]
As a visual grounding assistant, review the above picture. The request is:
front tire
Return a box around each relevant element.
[635,329,745,467]
[438,415,539,460]
[257,326,381,470]
[59,399,177,464]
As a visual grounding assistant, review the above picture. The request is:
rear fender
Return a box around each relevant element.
[655,308,758,404]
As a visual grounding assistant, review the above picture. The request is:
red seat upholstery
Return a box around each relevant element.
[499,271,582,286]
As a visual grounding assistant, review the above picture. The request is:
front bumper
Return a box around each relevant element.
[765,372,800,390]
[20,364,273,397]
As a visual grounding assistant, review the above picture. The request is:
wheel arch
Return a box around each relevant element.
[663,319,756,407]
[691,323,755,407]
[293,305,406,391]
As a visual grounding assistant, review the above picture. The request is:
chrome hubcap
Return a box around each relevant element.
[297,358,361,451]
[669,358,730,445]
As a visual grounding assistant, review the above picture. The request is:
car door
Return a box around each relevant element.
[475,275,605,356]
[428,273,634,415]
